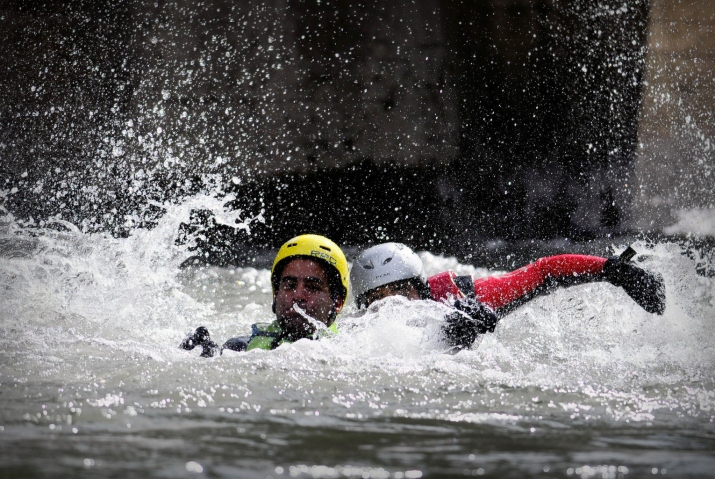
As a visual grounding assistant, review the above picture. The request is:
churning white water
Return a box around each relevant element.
[1,198,714,479]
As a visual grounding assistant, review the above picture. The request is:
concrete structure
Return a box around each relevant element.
[130,0,458,174]
[7,1,711,251]
[634,0,715,233]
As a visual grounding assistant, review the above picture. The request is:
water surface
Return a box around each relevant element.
[1,202,714,478]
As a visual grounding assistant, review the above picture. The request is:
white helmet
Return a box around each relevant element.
[350,243,428,303]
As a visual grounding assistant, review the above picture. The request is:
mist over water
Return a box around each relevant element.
[1,199,714,478]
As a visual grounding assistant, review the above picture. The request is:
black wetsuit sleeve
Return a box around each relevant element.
[221,336,251,353]
[179,328,255,356]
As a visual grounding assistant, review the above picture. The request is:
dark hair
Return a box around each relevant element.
[355,277,431,309]
[413,277,432,300]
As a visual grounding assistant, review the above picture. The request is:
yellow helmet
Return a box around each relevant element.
[271,234,349,310]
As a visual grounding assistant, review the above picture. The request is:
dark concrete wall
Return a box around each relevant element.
[129,0,458,172]
[1,0,651,256]
[634,0,715,233]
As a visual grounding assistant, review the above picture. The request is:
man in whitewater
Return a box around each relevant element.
[180,234,349,356]
[350,243,666,352]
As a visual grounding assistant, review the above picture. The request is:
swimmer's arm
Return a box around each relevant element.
[179,326,219,357]
[471,255,607,314]
[442,296,499,351]
[470,252,664,315]
[220,336,250,353]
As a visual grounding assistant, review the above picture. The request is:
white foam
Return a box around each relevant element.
[1,208,713,424]
[664,208,715,236]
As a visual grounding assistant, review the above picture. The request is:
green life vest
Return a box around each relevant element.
[246,320,339,351]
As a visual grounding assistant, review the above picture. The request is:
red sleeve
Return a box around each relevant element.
[472,255,607,310]
[427,271,464,303]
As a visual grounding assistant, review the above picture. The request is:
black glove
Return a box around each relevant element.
[442,297,499,350]
[179,326,219,357]
[603,251,665,315]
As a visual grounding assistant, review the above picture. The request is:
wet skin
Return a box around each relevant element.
[274,258,343,339]
[363,280,421,307]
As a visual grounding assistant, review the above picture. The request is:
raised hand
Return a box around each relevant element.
[179,326,219,357]
[603,249,665,315]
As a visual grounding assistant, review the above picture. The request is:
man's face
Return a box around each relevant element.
[363,280,421,307]
[274,258,342,338]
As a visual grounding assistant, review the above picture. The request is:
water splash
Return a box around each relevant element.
[1,220,713,477]
[0,193,261,358]
[1,207,713,418]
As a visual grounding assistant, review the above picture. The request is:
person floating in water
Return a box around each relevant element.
[350,243,666,352]
[180,234,349,356]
